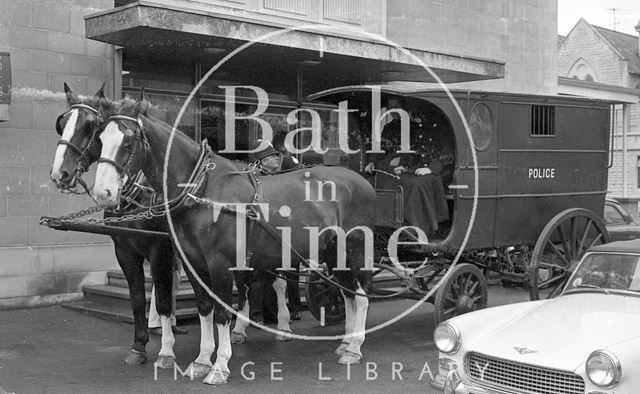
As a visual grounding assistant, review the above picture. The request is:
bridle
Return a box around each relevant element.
[96,114,213,212]
[56,103,104,173]
[97,114,148,179]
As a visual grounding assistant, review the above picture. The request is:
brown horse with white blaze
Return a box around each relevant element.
[49,84,180,367]
[92,91,377,385]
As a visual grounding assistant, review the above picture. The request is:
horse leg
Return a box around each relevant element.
[337,235,372,365]
[336,288,355,356]
[183,268,215,379]
[272,276,293,341]
[114,243,148,365]
[204,321,232,385]
[338,282,368,365]
[231,272,250,344]
[150,247,176,369]
[204,268,234,385]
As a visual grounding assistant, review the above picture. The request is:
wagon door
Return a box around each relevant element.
[494,99,610,247]
[446,97,500,249]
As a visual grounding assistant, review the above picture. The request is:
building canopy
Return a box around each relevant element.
[85,3,504,96]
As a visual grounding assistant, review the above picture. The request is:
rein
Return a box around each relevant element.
[186,192,416,299]
[98,115,215,213]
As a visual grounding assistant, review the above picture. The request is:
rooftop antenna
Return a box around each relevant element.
[608,7,620,31]
[607,7,631,31]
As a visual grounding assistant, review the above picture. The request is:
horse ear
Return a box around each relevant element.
[97,97,112,118]
[136,88,149,115]
[64,82,80,105]
[94,82,106,99]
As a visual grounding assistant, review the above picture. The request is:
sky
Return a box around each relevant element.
[558,0,640,36]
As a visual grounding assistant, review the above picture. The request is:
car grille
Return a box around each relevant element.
[465,352,585,394]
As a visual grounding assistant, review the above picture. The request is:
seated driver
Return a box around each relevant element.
[364,96,450,236]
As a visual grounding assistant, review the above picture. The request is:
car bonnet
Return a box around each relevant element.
[466,293,640,372]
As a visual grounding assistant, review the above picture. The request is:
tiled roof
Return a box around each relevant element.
[593,25,640,75]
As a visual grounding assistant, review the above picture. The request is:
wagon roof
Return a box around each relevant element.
[588,239,640,254]
[307,84,614,106]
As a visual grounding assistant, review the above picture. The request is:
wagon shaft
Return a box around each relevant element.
[40,218,170,240]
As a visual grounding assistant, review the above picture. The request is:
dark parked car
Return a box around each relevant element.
[605,199,640,241]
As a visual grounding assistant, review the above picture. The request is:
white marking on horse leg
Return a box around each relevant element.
[193,312,215,367]
[204,323,232,385]
[94,122,124,204]
[336,290,355,355]
[273,277,292,340]
[158,315,176,358]
[232,287,250,343]
[51,109,79,181]
[341,283,369,364]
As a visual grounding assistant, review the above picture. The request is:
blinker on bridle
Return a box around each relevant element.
[97,115,146,178]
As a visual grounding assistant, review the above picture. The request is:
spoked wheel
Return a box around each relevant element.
[433,263,488,325]
[529,208,609,300]
[305,271,345,324]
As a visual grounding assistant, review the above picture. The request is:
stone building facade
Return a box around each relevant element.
[0,0,117,309]
[0,0,559,307]
[558,18,640,203]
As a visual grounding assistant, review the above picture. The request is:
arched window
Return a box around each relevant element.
[568,58,598,82]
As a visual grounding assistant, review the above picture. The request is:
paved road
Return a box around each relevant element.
[0,285,529,394]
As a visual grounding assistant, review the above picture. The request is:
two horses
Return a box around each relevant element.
[91,90,376,384]
[50,84,179,367]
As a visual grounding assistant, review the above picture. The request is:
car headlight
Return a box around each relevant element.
[434,322,461,354]
[586,350,621,387]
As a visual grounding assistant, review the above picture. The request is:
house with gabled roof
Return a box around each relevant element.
[559,18,640,212]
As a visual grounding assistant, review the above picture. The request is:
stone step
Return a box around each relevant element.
[61,300,199,324]
[107,270,192,291]
[82,285,197,311]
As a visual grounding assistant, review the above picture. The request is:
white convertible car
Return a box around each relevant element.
[431,239,640,394]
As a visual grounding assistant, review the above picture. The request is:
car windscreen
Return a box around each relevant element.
[564,253,640,296]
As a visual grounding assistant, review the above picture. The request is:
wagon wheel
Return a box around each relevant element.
[529,208,609,300]
[433,263,488,325]
[305,271,345,325]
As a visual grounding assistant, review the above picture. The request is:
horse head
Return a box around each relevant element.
[51,83,117,190]
[93,90,150,206]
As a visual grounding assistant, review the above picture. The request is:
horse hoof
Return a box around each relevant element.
[155,355,175,369]
[338,351,361,365]
[203,369,229,385]
[275,330,293,341]
[124,350,147,365]
[334,342,349,356]
[186,362,212,379]
[231,332,247,344]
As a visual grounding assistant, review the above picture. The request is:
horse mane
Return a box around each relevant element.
[79,93,110,109]
[140,113,200,151]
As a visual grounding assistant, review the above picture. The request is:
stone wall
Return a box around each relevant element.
[386,0,558,94]
[0,0,118,309]
[559,20,640,199]
[558,19,626,85]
